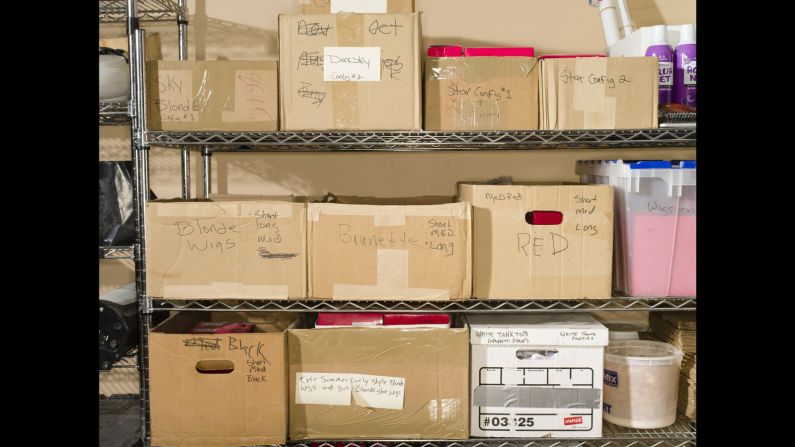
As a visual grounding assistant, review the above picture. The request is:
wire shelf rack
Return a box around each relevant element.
[150,296,695,313]
[143,415,694,447]
[99,0,181,23]
[99,101,130,125]
[145,129,696,151]
[99,246,134,259]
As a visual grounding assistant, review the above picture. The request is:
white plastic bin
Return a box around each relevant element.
[602,340,683,429]
[576,160,696,297]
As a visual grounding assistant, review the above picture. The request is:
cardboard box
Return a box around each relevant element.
[425,57,540,130]
[147,60,278,131]
[288,323,470,439]
[278,13,421,130]
[540,57,658,129]
[307,201,472,300]
[145,198,306,299]
[466,314,608,438]
[150,312,298,446]
[299,0,414,13]
[458,183,613,299]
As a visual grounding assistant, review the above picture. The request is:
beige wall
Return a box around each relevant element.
[99,0,696,293]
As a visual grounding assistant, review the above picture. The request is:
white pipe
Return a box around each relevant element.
[598,0,622,47]
[616,0,635,37]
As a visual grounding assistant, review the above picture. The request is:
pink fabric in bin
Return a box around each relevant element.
[629,214,696,296]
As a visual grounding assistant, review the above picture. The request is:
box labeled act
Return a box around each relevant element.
[146,198,306,299]
[307,200,472,300]
[147,60,278,131]
[540,56,658,129]
[466,314,608,438]
[288,322,470,439]
[299,0,414,13]
[149,312,298,446]
[278,13,421,130]
[425,57,540,131]
[458,183,613,299]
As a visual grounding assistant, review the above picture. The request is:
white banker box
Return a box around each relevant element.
[466,314,608,438]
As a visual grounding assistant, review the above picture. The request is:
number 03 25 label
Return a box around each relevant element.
[479,412,593,431]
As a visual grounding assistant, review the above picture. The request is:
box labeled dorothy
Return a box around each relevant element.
[466,314,608,438]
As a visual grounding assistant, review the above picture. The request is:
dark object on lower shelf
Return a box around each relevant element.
[99,161,156,246]
[99,284,138,371]
[99,398,142,447]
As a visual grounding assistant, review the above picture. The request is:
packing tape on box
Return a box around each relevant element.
[221,69,279,125]
[151,201,296,218]
[427,398,463,422]
[330,13,364,128]
[162,283,290,299]
[307,203,471,221]
[333,248,450,299]
[299,0,413,14]
[473,386,601,409]
[427,57,538,81]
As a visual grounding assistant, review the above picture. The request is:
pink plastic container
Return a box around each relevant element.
[577,160,696,297]
[427,45,463,57]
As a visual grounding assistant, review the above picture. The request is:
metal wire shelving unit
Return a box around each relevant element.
[100,0,180,23]
[287,416,696,446]
[99,245,135,259]
[151,296,696,313]
[99,101,131,125]
[146,128,695,151]
[110,1,698,446]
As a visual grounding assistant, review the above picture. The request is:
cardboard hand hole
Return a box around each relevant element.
[525,211,563,225]
[516,349,559,360]
[196,360,235,374]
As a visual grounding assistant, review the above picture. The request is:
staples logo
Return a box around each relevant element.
[564,416,583,426]
[604,369,618,387]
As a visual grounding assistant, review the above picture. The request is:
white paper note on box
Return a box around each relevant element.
[295,372,352,406]
[323,47,381,82]
[350,374,405,410]
[331,0,387,13]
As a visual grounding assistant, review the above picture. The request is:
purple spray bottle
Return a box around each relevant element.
[673,24,696,108]
[645,25,674,106]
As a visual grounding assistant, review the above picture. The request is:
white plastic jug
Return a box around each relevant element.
[99,47,130,102]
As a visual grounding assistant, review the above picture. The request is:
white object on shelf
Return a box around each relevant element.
[467,314,609,438]
[99,50,130,102]
[615,0,635,37]
[598,0,623,47]
[609,24,697,57]
[603,340,683,428]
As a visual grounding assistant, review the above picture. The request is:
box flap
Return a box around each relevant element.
[467,314,608,346]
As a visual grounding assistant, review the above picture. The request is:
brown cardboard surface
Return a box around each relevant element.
[146,199,306,299]
[459,183,613,299]
[425,57,540,130]
[279,13,421,130]
[150,312,296,446]
[307,201,472,300]
[288,325,469,439]
[100,32,162,60]
[540,57,658,130]
[147,60,278,131]
[299,0,414,13]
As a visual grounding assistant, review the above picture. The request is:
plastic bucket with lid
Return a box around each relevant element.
[603,340,683,429]
[604,322,645,341]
